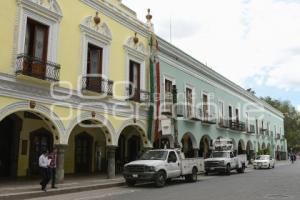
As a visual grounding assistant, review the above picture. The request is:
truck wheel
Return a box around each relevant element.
[237,164,245,173]
[155,171,166,187]
[126,179,136,187]
[225,164,231,176]
[185,168,198,182]
[191,168,198,182]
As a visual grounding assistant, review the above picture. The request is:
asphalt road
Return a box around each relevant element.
[30,162,300,200]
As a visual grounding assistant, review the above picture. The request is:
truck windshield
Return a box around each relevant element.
[256,155,269,160]
[211,152,228,158]
[139,151,168,160]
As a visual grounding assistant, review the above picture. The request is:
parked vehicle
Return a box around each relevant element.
[204,138,247,175]
[253,155,275,169]
[123,149,204,187]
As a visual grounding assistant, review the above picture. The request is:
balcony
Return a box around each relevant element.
[259,128,268,135]
[218,119,230,128]
[276,134,281,140]
[126,87,149,103]
[201,109,217,124]
[185,106,201,121]
[82,76,114,96]
[15,54,60,82]
[161,93,173,116]
[230,121,246,132]
[246,124,255,134]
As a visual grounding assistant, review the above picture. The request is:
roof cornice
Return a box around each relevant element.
[80,0,151,38]
[157,36,284,118]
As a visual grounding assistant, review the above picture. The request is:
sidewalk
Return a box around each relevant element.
[0,175,125,200]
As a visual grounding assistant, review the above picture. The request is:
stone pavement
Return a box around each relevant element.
[0,175,124,200]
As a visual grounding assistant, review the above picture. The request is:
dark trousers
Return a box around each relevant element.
[40,167,50,189]
[49,168,56,187]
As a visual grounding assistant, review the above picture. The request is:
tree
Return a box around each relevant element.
[261,97,300,152]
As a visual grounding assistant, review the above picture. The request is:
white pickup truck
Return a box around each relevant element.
[204,151,247,175]
[123,149,204,187]
[204,138,247,175]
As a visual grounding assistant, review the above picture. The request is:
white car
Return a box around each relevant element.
[253,155,275,169]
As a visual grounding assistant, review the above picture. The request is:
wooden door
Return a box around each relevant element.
[24,18,49,79]
[186,88,193,118]
[87,44,103,92]
[75,133,93,173]
[129,61,141,101]
[29,128,53,175]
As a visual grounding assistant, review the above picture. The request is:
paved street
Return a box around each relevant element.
[28,161,299,200]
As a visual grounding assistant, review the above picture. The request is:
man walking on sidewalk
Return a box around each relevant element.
[39,150,50,192]
[48,148,58,189]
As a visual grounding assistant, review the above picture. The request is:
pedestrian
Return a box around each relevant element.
[39,150,50,191]
[48,148,58,189]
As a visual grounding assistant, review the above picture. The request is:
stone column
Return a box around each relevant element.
[194,149,199,158]
[107,146,117,179]
[55,144,67,183]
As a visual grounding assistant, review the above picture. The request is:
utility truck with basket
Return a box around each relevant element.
[204,138,247,175]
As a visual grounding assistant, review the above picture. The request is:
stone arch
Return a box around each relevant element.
[246,140,254,161]
[115,119,150,147]
[0,101,65,143]
[238,139,246,154]
[199,135,212,158]
[181,132,197,158]
[65,112,116,146]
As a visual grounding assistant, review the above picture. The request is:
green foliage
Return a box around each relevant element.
[261,96,300,151]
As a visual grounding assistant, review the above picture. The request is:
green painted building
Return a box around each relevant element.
[156,37,287,160]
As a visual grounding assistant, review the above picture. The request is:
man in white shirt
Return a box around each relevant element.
[39,150,50,191]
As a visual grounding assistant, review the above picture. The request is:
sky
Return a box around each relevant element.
[123,0,300,111]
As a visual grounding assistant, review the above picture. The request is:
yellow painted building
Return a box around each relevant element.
[0,0,153,181]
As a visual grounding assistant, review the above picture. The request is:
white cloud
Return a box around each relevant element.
[123,0,300,90]
[297,105,300,112]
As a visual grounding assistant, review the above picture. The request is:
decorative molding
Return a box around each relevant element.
[65,112,117,145]
[79,15,112,80]
[124,36,147,57]
[15,0,62,69]
[0,74,148,119]
[0,101,65,138]
[80,0,151,37]
[80,16,112,44]
[123,36,147,94]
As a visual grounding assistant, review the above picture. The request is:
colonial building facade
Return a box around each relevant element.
[157,37,287,161]
[0,0,153,181]
[0,0,287,182]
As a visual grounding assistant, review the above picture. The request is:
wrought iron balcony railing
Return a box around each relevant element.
[246,124,255,133]
[82,76,114,96]
[218,119,230,128]
[126,87,149,103]
[185,106,201,121]
[15,54,60,82]
[230,120,246,132]
[200,109,217,124]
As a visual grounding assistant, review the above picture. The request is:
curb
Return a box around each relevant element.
[0,181,125,200]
